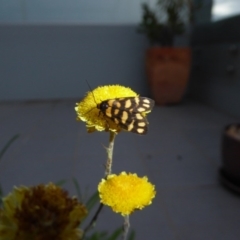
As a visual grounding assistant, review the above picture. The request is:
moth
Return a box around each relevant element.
[97,96,155,135]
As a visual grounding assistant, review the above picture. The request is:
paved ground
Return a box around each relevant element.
[0,98,240,240]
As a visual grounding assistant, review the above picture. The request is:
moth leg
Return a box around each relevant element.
[105,118,110,130]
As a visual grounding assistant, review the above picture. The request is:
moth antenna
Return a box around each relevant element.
[85,80,98,105]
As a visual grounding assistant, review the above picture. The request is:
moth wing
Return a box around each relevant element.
[121,111,148,135]
[108,107,149,135]
[115,97,155,113]
[102,97,154,135]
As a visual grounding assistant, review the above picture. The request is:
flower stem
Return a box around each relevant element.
[105,131,116,176]
[122,215,130,240]
[83,131,116,238]
[83,203,104,236]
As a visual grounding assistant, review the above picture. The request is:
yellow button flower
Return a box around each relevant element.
[98,172,156,216]
[75,85,137,133]
[0,183,87,240]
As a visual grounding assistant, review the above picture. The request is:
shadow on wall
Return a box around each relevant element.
[0,25,150,101]
[188,15,240,118]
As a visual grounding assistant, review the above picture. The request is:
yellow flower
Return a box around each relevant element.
[75,85,137,133]
[98,172,156,216]
[0,183,87,240]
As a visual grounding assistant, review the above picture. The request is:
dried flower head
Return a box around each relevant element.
[98,172,156,216]
[0,183,87,240]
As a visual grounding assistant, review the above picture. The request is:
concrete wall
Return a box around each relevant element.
[0,24,150,101]
[188,15,240,118]
[0,0,143,24]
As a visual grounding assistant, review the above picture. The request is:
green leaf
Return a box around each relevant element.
[107,227,122,240]
[84,227,133,240]
[55,179,67,186]
[127,230,136,240]
[85,231,108,240]
[0,184,3,207]
[0,184,3,197]
[72,177,82,200]
[0,134,20,160]
[86,191,99,212]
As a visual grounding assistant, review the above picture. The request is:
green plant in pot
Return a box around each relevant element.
[138,0,194,105]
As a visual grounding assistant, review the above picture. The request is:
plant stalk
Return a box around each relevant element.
[83,203,104,236]
[122,215,130,240]
[83,131,116,238]
[105,131,116,176]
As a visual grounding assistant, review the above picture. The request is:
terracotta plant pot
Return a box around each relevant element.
[146,47,191,105]
[220,124,240,193]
